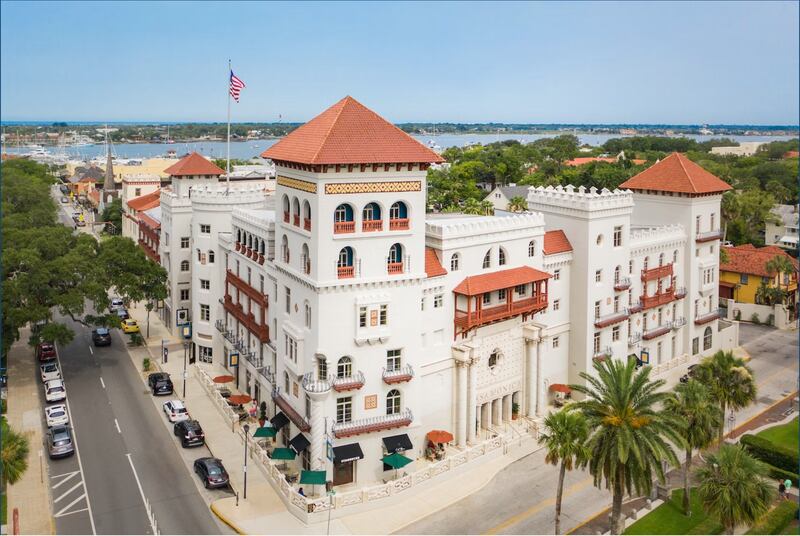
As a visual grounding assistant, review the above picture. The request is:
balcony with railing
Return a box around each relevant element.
[593,347,612,361]
[283,211,290,223]
[337,265,355,279]
[628,332,642,346]
[301,373,331,394]
[643,322,671,340]
[332,371,365,392]
[138,238,160,264]
[641,263,673,282]
[293,214,300,227]
[614,277,631,291]
[674,287,687,299]
[594,309,629,328]
[331,408,413,439]
[672,317,686,329]
[641,287,676,310]
[226,270,268,309]
[382,364,414,384]
[696,229,723,243]
[628,300,643,314]
[695,308,722,325]
[223,295,269,343]
[362,220,382,232]
[389,218,409,231]
[303,218,311,232]
[272,388,311,432]
[387,262,404,275]
[334,221,355,234]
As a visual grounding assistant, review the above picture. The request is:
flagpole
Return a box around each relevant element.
[226,59,231,190]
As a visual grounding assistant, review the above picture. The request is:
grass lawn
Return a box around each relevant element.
[757,416,799,453]
[625,489,721,535]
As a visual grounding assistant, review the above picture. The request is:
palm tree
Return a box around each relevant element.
[570,358,684,535]
[765,254,795,294]
[538,410,590,534]
[1,417,30,485]
[507,196,528,213]
[695,445,773,534]
[480,200,495,216]
[694,350,757,443]
[463,198,483,215]
[664,380,722,516]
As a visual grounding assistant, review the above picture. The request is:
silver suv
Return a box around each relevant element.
[46,425,75,459]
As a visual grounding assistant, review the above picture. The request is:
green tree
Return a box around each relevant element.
[694,445,773,534]
[755,282,787,306]
[765,255,795,292]
[693,351,757,444]
[1,417,29,485]
[100,198,122,235]
[538,410,590,534]
[462,198,483,215]
[664,380,722,516]
[480,200,495,215]
[507,196,528,213]
[570,358,683,534]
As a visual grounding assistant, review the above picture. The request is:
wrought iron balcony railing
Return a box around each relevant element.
[331,408,413,439]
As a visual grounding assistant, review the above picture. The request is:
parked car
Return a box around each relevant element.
[679,364,699,384]
[36,342,57,362]
[163,400,190,423]
[45,404,69,427]
[193,457,229,489]
[109,298,125,312]
[121,319,139,334]
[92,328,112,346]
[45,379,66,402]
[174,420,205,448]
[76,220,86,227]
[40,362,60,383]
[60,196,69,204]
[115,308,130,321]
[148,373,173,396]
[46,425,75,459]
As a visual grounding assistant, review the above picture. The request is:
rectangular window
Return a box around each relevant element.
[285,287,291,314]
[593,332,601,354]
[379,304,388,325]
[483,293,491,305]
[285,334,297,363]
[710,213,715,230]
[594,301,601,319]
[180,289,189,301]
[629,260,634,275]
[135,187,141,197]
[359,306,367,328]
[200,304,209,321]
[386,349,401,371]
[552,336,559,348]
[420,297,425,311]
[305,303,311,328]
[595,269,602,283]
[433,294,443,308]
[695,249,699,258]
[553,269,561,281]
[740,274,748,284]
[695,215,701,234]
[181,237,190,249]
[614,296,620,313]
[498,289,507,301]
[692,337,699,355]
[657,341,663,364]
[516,284,527,296]
[305,394,311,420]
[247,267,251,285]
[336,397,352,424]
[200,279,210,290]
[200,224,211,234]
[613,225,622,247]
[260,275,265,294]
[199,346,212,363]
[553,299,560,311]
[612,326,620,342]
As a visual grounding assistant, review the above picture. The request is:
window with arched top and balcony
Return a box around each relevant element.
[643,256,649,271]
[302,200,311,231]
[292,197,300,226]
[658,252,665,266]
[388,243,404,274]
[450,253,460,271]
[614,265,621,283]
[362,202,382,232]
[386,389,401,415]
[703,326,712,350]
[499,247,507,266]
[528,240,536,257]
[301,243,310,274]
[337,247,354,279]
[334,204,355,234]
[389,201,409,230]
[337,356,352,378]
[483,249,492,269]
[282,195,290,223]
[673,249,679,263]
[281,235,289,263]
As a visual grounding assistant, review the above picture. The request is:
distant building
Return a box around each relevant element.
[719,244,798,306]
[565,152,646,167]
[784,151,799,159]
[484,185,530,212]
[710,142,765,157]
[765,204,799,250]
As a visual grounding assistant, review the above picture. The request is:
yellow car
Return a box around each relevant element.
[121,319,140,334]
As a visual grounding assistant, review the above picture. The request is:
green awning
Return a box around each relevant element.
[253,426,277,438]
[299,470,326,485]
[382,452,413,469]
[270,447,296,460]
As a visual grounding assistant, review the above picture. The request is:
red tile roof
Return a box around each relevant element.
[164,152,224,176]
[543,230,572,255]
[425,248,447,278]
[566,157,617,166]
[619,153,732,195]
[262,96,445,165]
[783,151,799,159]
[720,245,799,278]
[453,266,550,296]
[138,212,161,230]
[127,190,161,212]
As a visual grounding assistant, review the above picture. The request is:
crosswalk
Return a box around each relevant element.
[51,470,89,519]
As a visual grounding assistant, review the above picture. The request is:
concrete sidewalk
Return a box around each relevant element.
[5,330,54,535]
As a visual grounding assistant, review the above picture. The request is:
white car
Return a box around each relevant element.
[109,298,124,312]
[163,400,189,423]
[45,404,69,427]
[45,379,66,403]
[40,362,60,383]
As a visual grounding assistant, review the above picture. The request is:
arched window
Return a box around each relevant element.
[236,229,242,243]
[389,201,409,230]
[302,200,311,230]
[281,235,289,263]
[338,247,353,267]
[334,204,354,234]
[301,243,310,274]
[614,265,621,284]
[292,197,300,226]
[482,249,492,269]
[673,249,679,263]
[499,247,507,266]
[386,389,401,415]
[703,326,712,350]
[284,371,290,393]
[450,253,460,272]
[388,243,404,274]
[658,252,665,266]
[282,195,290,223]
[208,250,215,263]
[363,202,381,221]
[337,356,352,378]
[259,240,265,255]
[643,256,649,271]
[180,260,189,272]
[528,240,536,257]
[304,301,311,328]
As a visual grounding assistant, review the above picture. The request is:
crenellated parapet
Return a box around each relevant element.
[526,184,634,216]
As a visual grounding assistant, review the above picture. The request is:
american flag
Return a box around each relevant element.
[229,70,246,102]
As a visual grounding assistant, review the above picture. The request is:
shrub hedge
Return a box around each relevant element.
[687,516,723,535]
[740,434,799,474]
[745,500,799,535]
[763,462,800,488]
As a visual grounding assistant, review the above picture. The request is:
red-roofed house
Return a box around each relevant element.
[123,189,160,240]
[719,244,798,308]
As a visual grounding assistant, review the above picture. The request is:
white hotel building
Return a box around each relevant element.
[152,97,737,510]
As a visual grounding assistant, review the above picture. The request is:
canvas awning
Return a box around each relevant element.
[253,426,277,438]
[333,443,364,464]
[270,447,296,460]
[549,384,571,394]
[382,452,413,469]
[289,433,311,454]
[271,412,290,431]
[299,470,326,486]
[383,434,413,453]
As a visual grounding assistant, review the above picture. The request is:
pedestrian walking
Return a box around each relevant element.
[779,480,787,500]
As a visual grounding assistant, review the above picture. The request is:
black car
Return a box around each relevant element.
[174,419,205,448]
[193,457,229,489]
[147,372,173,396]
[92,328,112,346]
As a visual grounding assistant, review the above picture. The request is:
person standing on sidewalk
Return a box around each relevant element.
[778,480,786,500]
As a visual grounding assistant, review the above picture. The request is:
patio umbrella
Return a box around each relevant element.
[271,447,296,460]
[549,384,571,394]
[382,452,412,479]
[228,394,252,405]
[426,430,454,444]
[253,426,277,438]
[299,470,326,497]
[213,375,235,383]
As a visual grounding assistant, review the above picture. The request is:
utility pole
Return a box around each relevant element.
[242,424,250,499]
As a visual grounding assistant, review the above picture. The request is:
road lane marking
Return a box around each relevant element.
[55,493,87,517]
[63,397,97,535]
[51,471,80,489]
[126,452,155,531]
[54,507,89,519]
[100,377,105,389]
[89,346,93,355]
[114,418,121,434]
[55,481,84,503]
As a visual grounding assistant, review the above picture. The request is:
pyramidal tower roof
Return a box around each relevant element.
[164,152,225,176]
[619,152,732,195]
[262,96,445,165]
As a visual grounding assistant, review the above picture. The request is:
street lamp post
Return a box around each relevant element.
[183,341,190,398]
[242,424,250,500]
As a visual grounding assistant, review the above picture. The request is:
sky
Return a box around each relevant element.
[1,1,798,124]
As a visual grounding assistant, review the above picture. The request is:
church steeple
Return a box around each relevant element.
[103,129,115,191]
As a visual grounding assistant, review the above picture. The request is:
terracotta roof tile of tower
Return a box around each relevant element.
[453,266,550,296]
[619,152,732,194]
[127,190,161,211]
[262,96,445,165]
[543,230,572,255]
[424,248,447,278]
[164,152,224,176]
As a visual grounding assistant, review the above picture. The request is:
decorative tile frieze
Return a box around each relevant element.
[324,181,421,195]
[277,175,317,193]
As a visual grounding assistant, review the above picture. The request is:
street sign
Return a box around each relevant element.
[229,353,239,367]
[163,347,169,363]
[640,349,650,365]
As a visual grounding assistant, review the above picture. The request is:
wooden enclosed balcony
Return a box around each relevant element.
[272,388,311,432]
[226,270,268,309]
[641,263,673,282]
[641,287,675,310]
[223,295,269,343]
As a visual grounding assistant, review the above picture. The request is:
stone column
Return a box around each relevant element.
[526,337,538,416]
[306,388,328,473]
[536,337,544,416]
[481,402,490,432]
[492,398,501,426]
[466,360,477,444]
[502,394,512,422]
[456,361,468,447]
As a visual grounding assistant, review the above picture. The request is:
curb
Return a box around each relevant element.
[210,500,246,535]
[726,390,798,439]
